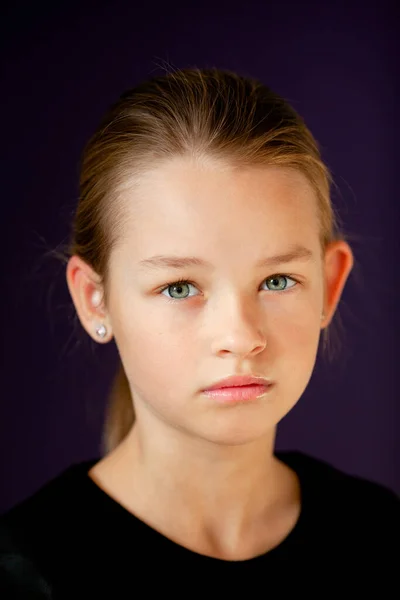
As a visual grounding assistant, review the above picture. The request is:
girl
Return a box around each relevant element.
[1,67,398,597]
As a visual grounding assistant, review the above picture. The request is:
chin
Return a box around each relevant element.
[200,430,272,447]
[191,417,277,447]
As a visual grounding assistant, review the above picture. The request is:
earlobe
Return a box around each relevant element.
[322,240,354,324]
[66,255,112,342]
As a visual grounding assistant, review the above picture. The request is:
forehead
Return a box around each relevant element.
[118,160,320,257]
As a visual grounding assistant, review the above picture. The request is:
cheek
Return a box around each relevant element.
[115,314,197,394]
[274,316,321,391]
[281,315,318,346]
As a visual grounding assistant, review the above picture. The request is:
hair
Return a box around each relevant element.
[61,66,352,456]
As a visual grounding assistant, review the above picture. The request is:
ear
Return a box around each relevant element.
[321,240,354,328]
[66,255,113,343]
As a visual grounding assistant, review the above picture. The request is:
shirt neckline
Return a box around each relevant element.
[71,450,310,564]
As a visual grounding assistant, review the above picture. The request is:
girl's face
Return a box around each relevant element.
[106,159,338,445]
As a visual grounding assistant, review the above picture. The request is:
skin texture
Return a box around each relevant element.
[66,159,354,560]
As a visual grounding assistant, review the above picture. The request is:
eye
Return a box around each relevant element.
[160,279,197,301]
[262,275,297,292]
[159,275,299,302]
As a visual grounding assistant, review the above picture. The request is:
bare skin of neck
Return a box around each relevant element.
[89,424,301,561]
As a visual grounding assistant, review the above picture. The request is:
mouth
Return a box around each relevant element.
[202,383,273,404]
[203,375,272,391]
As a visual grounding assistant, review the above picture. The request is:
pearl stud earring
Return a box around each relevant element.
[95,324,107,338]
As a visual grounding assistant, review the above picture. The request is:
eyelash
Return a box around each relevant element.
[158,274,300,304]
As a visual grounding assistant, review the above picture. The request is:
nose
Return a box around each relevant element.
[209,298,267,357]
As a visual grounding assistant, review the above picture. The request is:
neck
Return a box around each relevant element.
[94,414,299,560]
[131,419,278,502]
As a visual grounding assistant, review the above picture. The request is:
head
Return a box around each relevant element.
[65,67,353,455]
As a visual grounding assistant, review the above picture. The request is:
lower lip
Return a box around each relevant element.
[202,384,272,403]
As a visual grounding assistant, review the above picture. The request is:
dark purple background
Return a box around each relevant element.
[1,0,398,513]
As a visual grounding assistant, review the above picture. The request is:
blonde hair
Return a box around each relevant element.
[64,66,349,455]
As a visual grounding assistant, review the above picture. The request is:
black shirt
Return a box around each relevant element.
[0,451,399,598]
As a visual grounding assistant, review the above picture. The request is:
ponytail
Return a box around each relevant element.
[101,361,135,455]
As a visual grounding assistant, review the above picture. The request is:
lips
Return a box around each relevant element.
[203,374,271,391]
[202,382,273,404]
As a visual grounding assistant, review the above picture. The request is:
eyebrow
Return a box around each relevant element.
[138,244,315,271]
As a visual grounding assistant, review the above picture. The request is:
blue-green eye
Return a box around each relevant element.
[161,280,194,300]
[264,275,297,292]
[160,275,298,301]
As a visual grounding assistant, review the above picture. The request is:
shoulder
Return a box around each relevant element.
[278,449,399,498]
[0,459,99,597]
[1,459,98,534]
[277,450,399,531]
